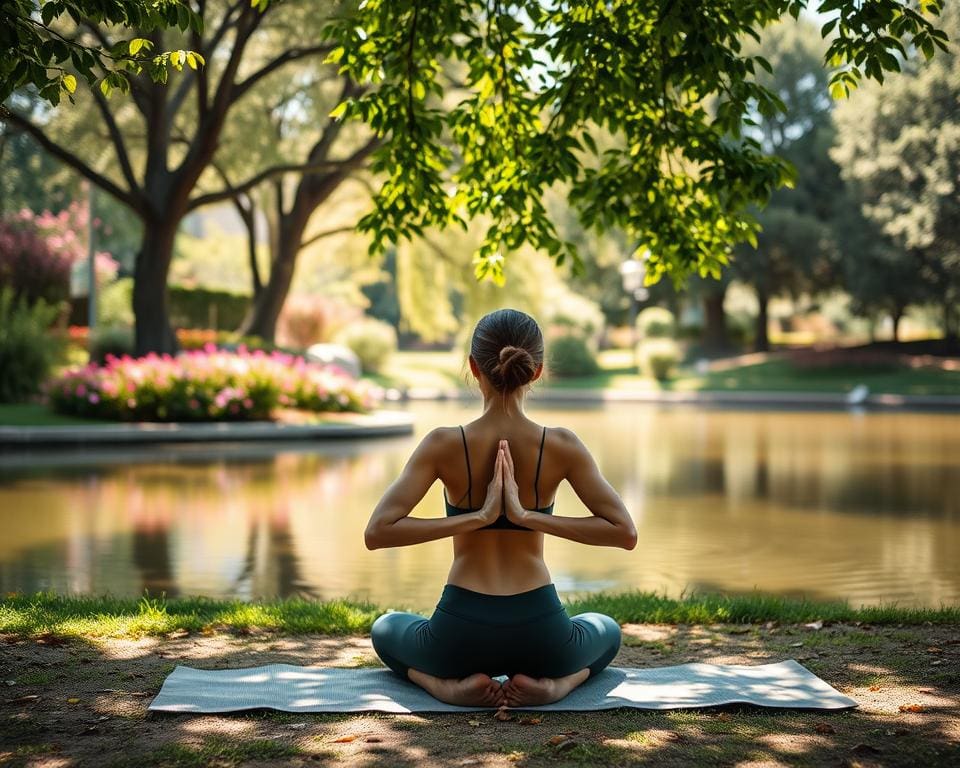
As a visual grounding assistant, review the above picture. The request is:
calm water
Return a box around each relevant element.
[1,401,958,611]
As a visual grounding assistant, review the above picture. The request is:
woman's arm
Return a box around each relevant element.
[502,431,637,549]
[364,428,503,549]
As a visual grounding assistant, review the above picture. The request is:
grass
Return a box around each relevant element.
[0,402,106,426]
[108,737,301,768]
[1,589,957,641]
[374,350,960,397]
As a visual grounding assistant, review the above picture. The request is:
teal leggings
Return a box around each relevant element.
[371,583,621,680]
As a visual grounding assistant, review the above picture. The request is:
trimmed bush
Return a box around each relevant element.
[48,346,383,422]
[89,325,135,364]
[335,318,397,374]
[97,277,134,328]
[0,288,64,403]
[548,334,599,378]
[643,339,681,381]
[168,285,250,330]
[637,306,676,339]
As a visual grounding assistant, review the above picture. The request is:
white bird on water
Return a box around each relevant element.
[845,384,870,406]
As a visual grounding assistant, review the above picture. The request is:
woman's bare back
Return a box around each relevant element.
[441,419,566,594]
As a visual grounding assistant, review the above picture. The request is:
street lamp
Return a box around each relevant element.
[619,249,650,370]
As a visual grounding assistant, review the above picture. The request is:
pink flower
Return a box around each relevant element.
[88,393,100,404]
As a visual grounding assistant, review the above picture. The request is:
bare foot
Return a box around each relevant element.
[407,668,506,707]
[501,668,590,707]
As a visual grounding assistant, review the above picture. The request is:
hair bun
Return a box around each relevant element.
[493,345,536,390]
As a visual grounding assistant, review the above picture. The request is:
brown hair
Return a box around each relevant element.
[469,308,544,393]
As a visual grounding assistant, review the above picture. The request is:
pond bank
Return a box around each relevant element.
[0,410,414,447]
[2,617,957,767]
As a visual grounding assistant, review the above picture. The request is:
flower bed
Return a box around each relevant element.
[47,345,381,422]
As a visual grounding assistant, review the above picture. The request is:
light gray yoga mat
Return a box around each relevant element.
[148,660,857,714]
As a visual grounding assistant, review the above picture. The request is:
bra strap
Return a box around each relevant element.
[459,425,473,508]
[534,425,546,509]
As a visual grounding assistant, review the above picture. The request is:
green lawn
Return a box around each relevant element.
[0,403,107,426]
[1,589,956,640]
[374,349,960,397]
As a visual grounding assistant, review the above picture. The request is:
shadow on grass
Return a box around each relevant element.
[1,617,958,767]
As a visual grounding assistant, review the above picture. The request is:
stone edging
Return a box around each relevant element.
[0,409,414,446]
[387,387,960,409]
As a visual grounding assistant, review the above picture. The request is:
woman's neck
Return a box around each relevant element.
[478,389,527,420]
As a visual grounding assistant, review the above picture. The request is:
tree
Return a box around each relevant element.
[0,0,203,104]
[731,18,840,351]
[3,1,349,354]
[831,2,960,340]
[327,0,949,290]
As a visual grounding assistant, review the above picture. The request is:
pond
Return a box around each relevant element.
[1,401,958,612]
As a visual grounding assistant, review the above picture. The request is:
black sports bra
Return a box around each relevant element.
[443,424,555,531]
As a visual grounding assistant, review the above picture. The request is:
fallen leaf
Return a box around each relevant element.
[868,685,882,692]
[926,646,942,653]
[331,735,357,743]
[898,704,925,713]
[814,722,836,734]
[67,697,80,704]
[763,621,777,630]
[518,715,542,725]
[715,713,732,721]
[459,760,481,766]
[930,660,943,666]
[6,695,40,705]
[547,735,570,746]
[468,719,480,727]
[850,743,882,755]
[790,642,805,647]
[804,620,824,630]
[165,629,189,640]
[286,723,307,730]
[495,709,514,722]
[34,633,68,646]
[364,736,382,743]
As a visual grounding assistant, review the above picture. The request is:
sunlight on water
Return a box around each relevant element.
[0,401,957,611]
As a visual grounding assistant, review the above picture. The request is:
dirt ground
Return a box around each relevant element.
[1,621,958,767]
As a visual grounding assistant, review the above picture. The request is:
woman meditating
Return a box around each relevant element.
[365,308,638,708]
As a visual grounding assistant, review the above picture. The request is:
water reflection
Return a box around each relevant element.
[0,402,957,610]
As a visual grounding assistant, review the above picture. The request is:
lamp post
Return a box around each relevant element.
[619,250,650,371]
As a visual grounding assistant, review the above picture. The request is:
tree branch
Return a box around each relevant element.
[231,44,336,104]
[90,87,141,195]
[186,159,346,210]
[0,106,140,212]
[299,225,355,249]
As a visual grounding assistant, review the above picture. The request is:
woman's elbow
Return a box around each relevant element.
[364,523,385,550]
[620,522,638,550]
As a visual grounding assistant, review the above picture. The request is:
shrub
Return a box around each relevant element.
[548,334,599,378]
[335,318,398,374]
[637,306,676,339]
[97,277,134,328]
[0,287,64,403]
[643,339,681,381]
[89,325,135,364]
[168,285,251,330]
[278,295,362,349]
[1,204,118,306]
[48,346,383,422]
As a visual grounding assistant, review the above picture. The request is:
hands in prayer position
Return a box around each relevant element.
[475,439,531,529]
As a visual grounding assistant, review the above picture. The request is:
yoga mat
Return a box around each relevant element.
[148,660,857,714]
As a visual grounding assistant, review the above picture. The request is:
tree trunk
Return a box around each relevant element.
[945,300,959,341]
[133,216,179,356]
[891,307,903,343]
[754,288,769,352]
[702,285,728,353]
[239,247,298,343]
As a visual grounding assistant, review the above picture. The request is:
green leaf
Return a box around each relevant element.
[61,74,77,94]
